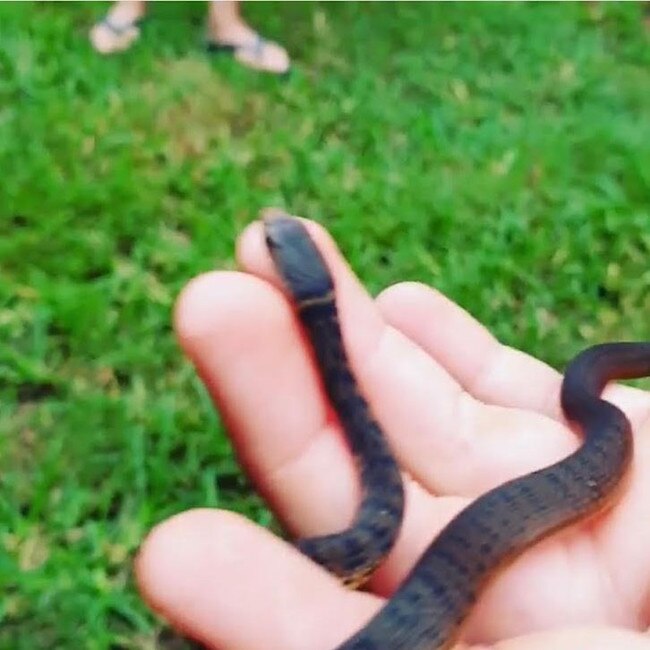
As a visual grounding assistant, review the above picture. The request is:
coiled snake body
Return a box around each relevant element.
[264,214,650,649]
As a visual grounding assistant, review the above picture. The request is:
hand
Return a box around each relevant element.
[135,218,650,649]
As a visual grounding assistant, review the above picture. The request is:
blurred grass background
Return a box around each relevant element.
[1,2,649,648]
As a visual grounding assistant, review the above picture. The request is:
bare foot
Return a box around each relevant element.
[89,1,147,55]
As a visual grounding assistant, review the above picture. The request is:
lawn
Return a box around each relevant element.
[1,2,649,648]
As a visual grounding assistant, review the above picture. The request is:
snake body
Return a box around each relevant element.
[265,216,405,586]
[264,214,650,649]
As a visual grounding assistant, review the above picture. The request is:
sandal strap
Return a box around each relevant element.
[206,35,267,59]
[97,16,140,36]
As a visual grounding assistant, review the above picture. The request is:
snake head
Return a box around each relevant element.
[263,212,334,305]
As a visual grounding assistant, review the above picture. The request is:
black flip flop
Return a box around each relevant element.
[206,34,292,77]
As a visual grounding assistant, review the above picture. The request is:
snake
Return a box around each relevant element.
[264,213,650,650]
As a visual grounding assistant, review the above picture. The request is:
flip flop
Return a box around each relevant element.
[206,34,291,76]
[90,15,145,55]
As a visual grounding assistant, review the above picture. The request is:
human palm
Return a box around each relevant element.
[136,218,650,650]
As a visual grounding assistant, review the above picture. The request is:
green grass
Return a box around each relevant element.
[1,2,649,647]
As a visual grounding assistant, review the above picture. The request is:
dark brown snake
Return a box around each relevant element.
[264,214,650,650]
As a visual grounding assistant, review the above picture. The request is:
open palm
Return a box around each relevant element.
[136,218,650,650]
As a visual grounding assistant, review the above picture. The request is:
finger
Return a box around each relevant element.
[376,282,563,419]
[235,218,575,497]
[377,282,650,430]
[134,509,379,650]
[174,269,360,536]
